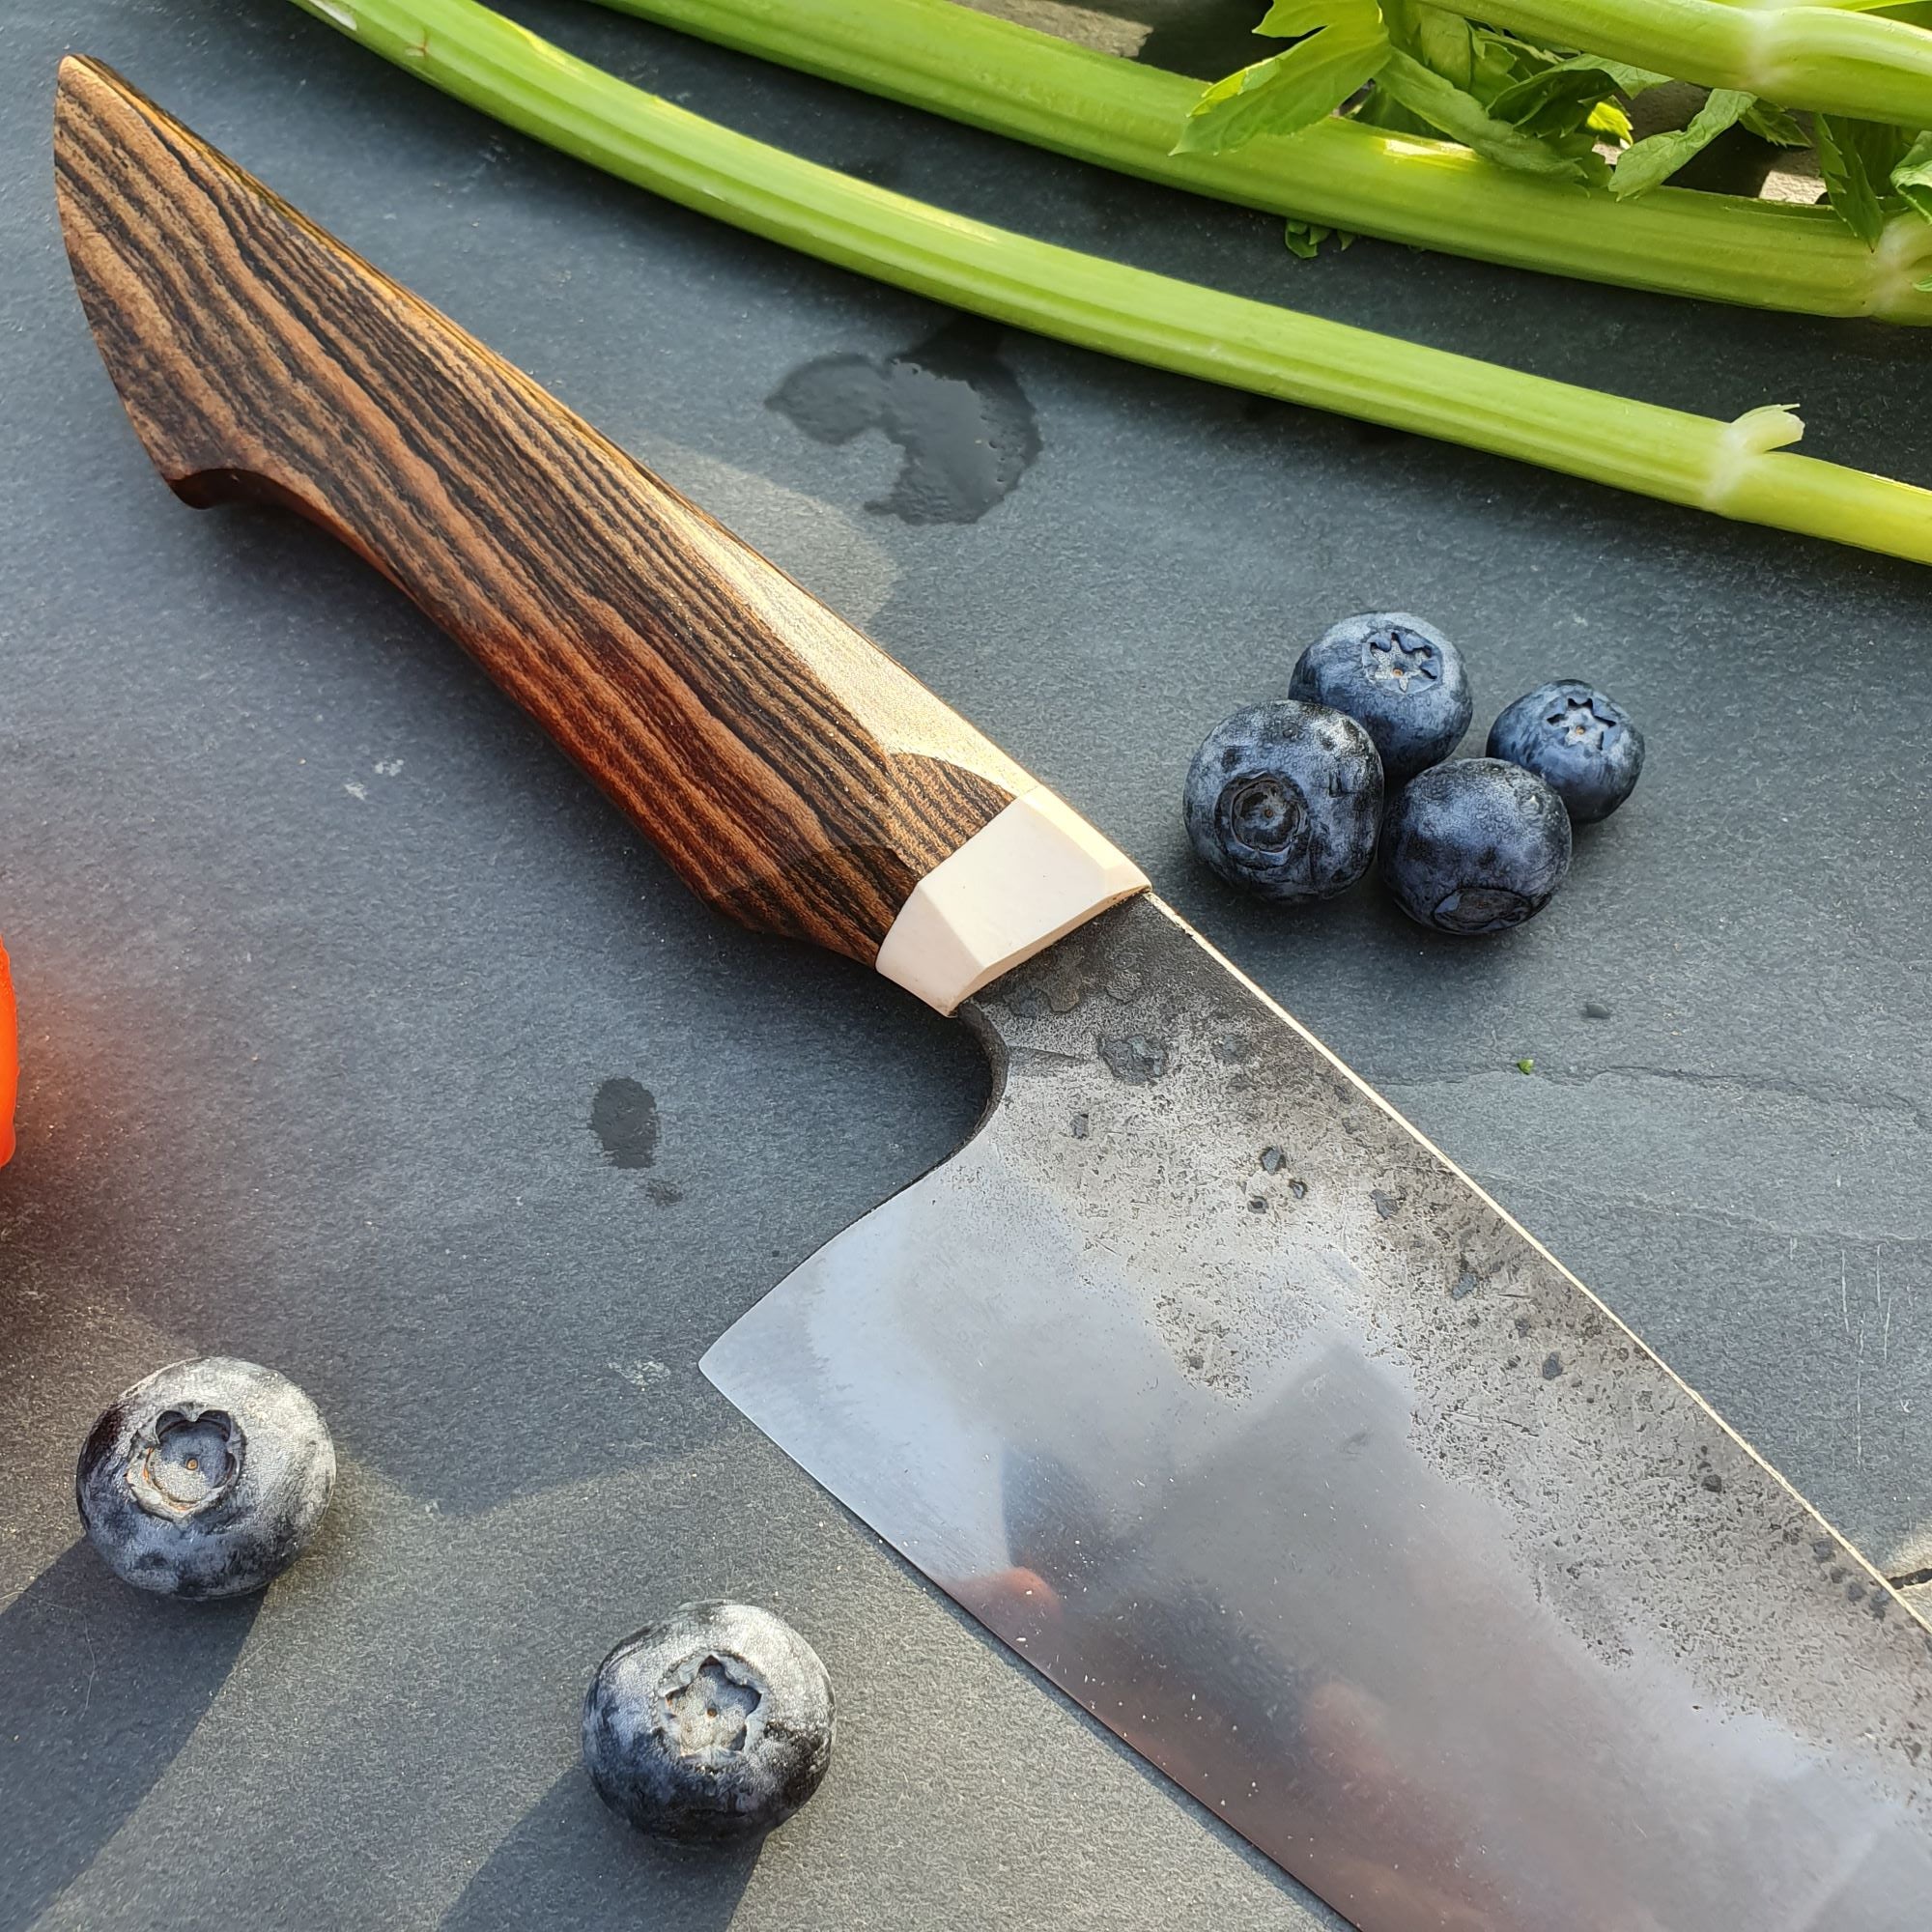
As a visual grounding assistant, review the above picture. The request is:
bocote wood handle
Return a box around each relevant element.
[52,56,1143,1008]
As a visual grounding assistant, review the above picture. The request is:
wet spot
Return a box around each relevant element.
[768,319,1039,524]
[1098,1034,1168,1083]
[590,1078,661,1170]
[1582,1000,1613,1019]
[646,1179,685,1207]
[1541,1353,1564,1379]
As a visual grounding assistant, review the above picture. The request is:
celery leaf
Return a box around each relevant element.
[1889,130,1932,224]
[1178,5,1390,156]
[1488,54,1666,135]
[1486,66,1634,143]
[1372,48,1594,178]
[1284,218,1359,257]
[1408,4,1476,90]
[1816,115,1910,245]
[1258,0,1363,36]
[1349,83,1443,137]
[1587,98,1633,144]
[1741,99,1807,148]
[1608,89,1751,199]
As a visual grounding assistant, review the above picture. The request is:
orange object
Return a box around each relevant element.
[0,935,15,1167]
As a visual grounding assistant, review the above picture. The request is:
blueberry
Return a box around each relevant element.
[1488,679,1644,824]
[1183,700,1383,900]
[1380,758,1572,934]
[1288,612,1472,784]
[582,1601,834,1842]
[75,1356,335,1599]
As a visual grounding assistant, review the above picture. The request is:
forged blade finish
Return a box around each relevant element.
[704,895,1932,1929]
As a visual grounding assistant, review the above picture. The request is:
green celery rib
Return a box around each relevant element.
[589,0,1932,324]
[1435,0,1932,128]
[286,0,1932,568]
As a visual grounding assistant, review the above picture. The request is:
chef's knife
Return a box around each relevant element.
[56,56,1931,1931]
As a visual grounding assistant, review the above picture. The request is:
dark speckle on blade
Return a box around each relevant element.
[1097,1035,1168,1084]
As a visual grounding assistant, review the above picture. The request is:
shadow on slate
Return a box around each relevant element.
[440,1769,761,1931]
[0,1543,260,1932]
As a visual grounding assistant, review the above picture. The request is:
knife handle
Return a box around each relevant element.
[52,56,1143,1012]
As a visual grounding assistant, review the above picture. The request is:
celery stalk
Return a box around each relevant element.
[286,0,1932,568]
[1434,0,1932,128]
[591,0,1932,323]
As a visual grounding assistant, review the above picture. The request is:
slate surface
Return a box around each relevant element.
[1,1,1928,1927]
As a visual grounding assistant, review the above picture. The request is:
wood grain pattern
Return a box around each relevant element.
[52,55,1035,967]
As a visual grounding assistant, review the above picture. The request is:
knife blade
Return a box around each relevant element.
[54,55,1931,1931]
[710,895,1932,1927]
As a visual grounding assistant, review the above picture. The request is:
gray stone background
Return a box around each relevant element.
[1,0,1927,1925]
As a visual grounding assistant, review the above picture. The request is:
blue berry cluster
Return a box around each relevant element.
[1185,613,1643,934]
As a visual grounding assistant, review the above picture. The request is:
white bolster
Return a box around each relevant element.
[873,788,1149,1015]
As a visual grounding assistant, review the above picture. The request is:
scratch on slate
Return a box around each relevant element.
[1841,1246,1850,1342]
[1881,1248,1892,1367]
[1855,1313,1867,1470]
